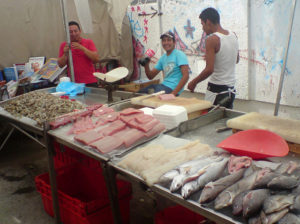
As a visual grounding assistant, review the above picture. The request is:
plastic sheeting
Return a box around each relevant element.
[104,0,132,34]
[0,0,133,77]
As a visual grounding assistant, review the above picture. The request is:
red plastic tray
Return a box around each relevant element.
[217,129,289,159]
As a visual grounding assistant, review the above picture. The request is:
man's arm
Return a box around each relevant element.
[71,42,99,63]
[187,36,217,92]
[171,65,189,95]
[57,44,69,68]
[143,61,160,80]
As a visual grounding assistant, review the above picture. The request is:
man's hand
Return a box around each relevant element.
[187,78,198,92]
[63,45,69,55]
[138,57,150,66]
[71,42,85,51]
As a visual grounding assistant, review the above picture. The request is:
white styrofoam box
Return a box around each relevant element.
[153,105,188,129]
[139,107,154,116]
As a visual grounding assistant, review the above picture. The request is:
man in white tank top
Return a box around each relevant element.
[188,7,239,109]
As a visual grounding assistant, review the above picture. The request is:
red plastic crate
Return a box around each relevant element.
[53,141,102,169]
[155,205,207,224]
[40,191,130,224]
[35,163,131,217]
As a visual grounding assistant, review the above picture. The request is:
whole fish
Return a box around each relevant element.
[181,180,198,199]
[158,169,179,184]
[248,214,262,224]
[278,213,300,224]
[290,167,300,178]
[170,165,207,192]
[194,157,228,189]
[214,170,258,210]
[276,161,299,175]
[253,168,279,189]
[290,194,300,213]
[292,185,300,195]
[199,168,245,204]
[260,208,289,224]
[242,189,269,217]
[181,157,228,198]
[232,190,250,216]
[159,155,220,186]
[170,156,223,192]
[178,154,219,172]
[267,175,298,190]
[252,160,281,171]
[263,194,295,214]
[170,173,187,192]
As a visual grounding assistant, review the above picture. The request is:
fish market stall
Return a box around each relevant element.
[0,87,140,224]
[108,107,300,224]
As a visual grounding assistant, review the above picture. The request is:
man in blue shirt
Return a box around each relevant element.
[139,31,189,96]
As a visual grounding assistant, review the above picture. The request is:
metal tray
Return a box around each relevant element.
[0,87,139,135]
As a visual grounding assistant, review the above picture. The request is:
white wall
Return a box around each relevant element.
[130,0,300,109]
[249,0,297,105]
[283,0,300,107]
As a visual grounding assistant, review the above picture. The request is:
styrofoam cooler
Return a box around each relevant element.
[153,105,188,129]
[139,107,154,115]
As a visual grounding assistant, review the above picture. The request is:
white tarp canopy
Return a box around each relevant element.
[0,0,134,77]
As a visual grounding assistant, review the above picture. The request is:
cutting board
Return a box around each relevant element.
[131,95,212,117]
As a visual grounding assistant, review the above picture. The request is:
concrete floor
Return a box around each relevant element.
[1,92,299,224]
[0,128,53,224]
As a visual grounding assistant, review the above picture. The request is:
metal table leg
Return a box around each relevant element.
[44,123,61,224]
[0,126,14,151]
[101,162,123,224]
[0,122,45,151]
[10,123,45,148]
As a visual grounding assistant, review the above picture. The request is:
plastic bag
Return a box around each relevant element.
[56,81,85,96]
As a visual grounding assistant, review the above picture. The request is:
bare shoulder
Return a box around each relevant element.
[206,35,219,46]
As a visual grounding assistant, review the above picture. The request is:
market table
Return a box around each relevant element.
[0,87,139,224]
[108,105,300,224]
[108,107,248,224]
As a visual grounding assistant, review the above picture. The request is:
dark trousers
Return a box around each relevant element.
[207,82,236,109]
[138,84,173,94]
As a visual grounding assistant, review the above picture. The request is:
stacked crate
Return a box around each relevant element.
[35,141,132,224]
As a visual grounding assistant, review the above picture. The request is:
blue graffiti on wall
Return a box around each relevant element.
[184,19,195,39]
[264,0,274,5]
[128,12,144,38]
